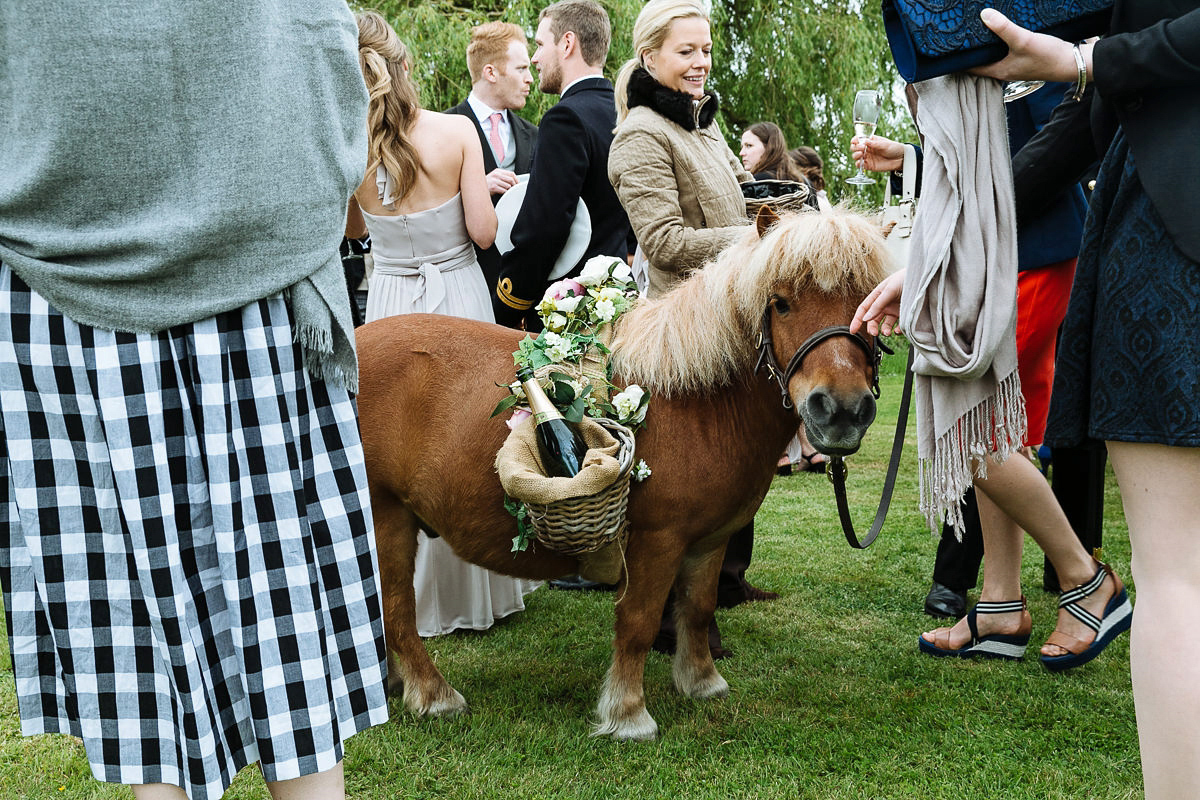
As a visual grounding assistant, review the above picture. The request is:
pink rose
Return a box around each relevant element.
[544,278,586,301]
[505,407,532,431]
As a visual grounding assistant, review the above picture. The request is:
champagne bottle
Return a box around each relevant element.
[516,366,588,478]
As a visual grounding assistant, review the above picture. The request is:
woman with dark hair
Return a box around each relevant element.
[789,145,832,210]
[739,121,803,181]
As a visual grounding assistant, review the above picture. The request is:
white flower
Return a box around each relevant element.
[554,294,583,314]
[631,459,652,482]
[597,286,623,304]
[543,331,572,362]
[544,312,568,332]
[610,260,633,284]
[578,255,619,286]
[563,378,585,399]
[538,297,558,317]
[509,381,526,399]
[593,298,616,322]
[612,385,646,423]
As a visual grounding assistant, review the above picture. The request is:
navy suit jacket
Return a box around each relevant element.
[493,77,632,328]
[444,100,538,286]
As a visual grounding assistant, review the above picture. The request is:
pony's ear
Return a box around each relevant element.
[755,205,780,237]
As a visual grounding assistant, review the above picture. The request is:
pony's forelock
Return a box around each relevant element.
[612,208,891,397]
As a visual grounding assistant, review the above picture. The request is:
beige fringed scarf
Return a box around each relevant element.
[899,75,1027,535]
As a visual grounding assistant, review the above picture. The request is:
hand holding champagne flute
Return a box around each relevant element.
[847,89,882,186]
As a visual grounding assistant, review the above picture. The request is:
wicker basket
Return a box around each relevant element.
[742,179,816,219]
[526,416,635,556]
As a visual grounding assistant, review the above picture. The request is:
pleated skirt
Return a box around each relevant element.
[0,264,389,799]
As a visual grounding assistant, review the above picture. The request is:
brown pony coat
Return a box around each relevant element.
[356,208,892,737]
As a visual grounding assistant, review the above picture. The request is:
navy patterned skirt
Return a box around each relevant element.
[1045,131,1200,448]
[0,265,389,798]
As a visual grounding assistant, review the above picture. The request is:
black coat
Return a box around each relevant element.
[1012,1,1200,261]
[492,77,632,328]
[444,100,539,287]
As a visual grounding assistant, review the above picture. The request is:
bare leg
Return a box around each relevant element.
[921,489,1027,646]
[923,453,1115,652]
[1109,441,1200,800]
[972,453,1116,656]
[266,763,345,800]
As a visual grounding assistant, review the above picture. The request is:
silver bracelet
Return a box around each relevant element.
[1071,44,1088,102]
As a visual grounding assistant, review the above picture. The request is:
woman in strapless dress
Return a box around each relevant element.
[353,11,539,637]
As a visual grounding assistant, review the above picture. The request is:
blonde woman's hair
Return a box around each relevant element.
[357,10,421,204]
[466,21,528,83]
[613,0,710,123]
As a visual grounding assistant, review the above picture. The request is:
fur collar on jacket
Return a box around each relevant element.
[626,66,719,131]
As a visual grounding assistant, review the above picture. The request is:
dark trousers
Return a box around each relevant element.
[657,520,755,651]
[931,444,1107,593]
[1043,443,1107,592]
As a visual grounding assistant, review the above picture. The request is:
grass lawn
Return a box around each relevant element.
[0,347,1141,799]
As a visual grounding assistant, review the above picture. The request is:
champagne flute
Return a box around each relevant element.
[846,89,882,186]
[1003,80,1045,102]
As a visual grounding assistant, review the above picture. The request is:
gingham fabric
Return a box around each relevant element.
[0,264,389,799]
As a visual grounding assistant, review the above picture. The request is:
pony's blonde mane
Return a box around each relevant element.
[612,208,892,397]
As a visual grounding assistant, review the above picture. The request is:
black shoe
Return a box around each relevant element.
[549,574,618,592]
[923,581,967,619]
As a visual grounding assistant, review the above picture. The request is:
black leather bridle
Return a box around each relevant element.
[753,300,912,550]
[753,303,887,410]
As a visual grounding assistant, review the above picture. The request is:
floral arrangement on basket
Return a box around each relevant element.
[491,255,652,551]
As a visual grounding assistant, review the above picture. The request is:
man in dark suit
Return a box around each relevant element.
[492,0,632,330]
[444,21,538,289]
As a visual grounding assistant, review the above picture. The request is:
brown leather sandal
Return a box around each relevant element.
[1040,559,1133,672]
[919,597,1032,660]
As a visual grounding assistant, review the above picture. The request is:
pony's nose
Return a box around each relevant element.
[805,387,877,430]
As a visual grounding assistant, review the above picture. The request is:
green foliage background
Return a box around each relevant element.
[364,0,915,204]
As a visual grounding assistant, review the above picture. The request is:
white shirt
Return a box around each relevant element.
[559,73,602,96]
[466,92,516,171]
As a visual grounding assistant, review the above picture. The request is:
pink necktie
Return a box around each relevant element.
[488,111,505,165]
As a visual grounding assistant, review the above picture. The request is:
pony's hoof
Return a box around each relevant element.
[592,707,658,741]
[405,685,468,718]
[678,671,729,700]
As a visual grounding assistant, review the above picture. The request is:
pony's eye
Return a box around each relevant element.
[772,296,790,314]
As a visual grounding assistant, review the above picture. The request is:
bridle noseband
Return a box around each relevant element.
[752,299,908,551]
[753,302,888,411]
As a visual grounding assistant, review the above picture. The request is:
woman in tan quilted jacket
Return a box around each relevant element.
[608,0,753,301]
[607,0,775,661]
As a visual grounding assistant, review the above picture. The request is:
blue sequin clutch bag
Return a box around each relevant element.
[882,0,1112,82]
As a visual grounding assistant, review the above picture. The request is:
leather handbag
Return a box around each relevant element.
[880,144,917,272]
[882,0,1112,82]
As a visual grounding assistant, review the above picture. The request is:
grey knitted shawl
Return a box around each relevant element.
[899,75,1027,534]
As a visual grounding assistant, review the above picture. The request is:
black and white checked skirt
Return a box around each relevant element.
[0,264,389,798]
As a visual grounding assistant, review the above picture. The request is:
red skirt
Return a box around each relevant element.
[1016,258,1077,445]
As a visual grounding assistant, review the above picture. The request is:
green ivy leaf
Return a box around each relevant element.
[563,396,586,423]
[490,393,521,418]
[550,379,575,405]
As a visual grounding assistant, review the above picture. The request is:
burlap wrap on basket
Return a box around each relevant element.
[532,323,613,404]
[495,414,633,584]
